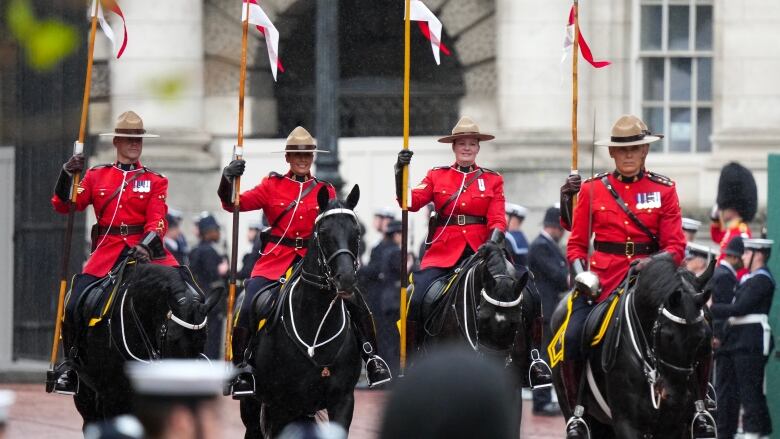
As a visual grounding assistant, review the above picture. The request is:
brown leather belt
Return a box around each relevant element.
[267,235,309,249]
[594,240,658,257]
[435,214,487,227]
[97,223,145,237]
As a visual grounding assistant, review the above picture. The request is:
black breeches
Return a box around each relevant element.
[562,295,594,362]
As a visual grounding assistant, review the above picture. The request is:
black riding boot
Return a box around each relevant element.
[561,360,589,439]
[51,325,79,395]
[354,312,392,387]
[691,354,717,439]
[528,316,553,390]
[229,327,255,398]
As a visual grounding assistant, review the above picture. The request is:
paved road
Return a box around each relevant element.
[2,384,564,438]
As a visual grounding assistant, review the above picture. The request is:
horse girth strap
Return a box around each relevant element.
[599,176,660,246]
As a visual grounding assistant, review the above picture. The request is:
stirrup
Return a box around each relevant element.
[230,372,256,399]
[690,400,717,439]
[366,356,392,388]
[51,368,79,396]
[565,405,591,439]
[528,349,553,390]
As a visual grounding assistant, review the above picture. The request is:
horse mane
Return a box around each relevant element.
[126,263,184,299]
[635,256,696,308]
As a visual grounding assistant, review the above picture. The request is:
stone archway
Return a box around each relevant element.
[203,0,496,137]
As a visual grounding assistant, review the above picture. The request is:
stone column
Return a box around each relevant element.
[314,0,343,192]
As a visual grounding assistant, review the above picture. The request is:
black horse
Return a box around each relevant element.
[71,262,222,425]
[550,256,714,438]
[239,185,364,438]
[414,239,531,426]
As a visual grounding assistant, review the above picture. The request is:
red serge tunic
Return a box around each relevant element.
[51,163,179,277]
[567,171,686,302]
[222,171,336,280]
[404,164,507,269]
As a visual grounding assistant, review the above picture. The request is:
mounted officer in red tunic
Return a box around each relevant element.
[50,111,179,394]
[395,116,552,388]
[222,127,391,397]
[555,115,715,438]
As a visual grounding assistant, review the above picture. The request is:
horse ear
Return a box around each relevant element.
[317,185,330,212]
[695,257,717,291]
[201,287,226,315]
[346,184,360,210]
[694,288,712,309]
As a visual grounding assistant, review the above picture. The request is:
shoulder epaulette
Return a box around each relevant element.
[480,167,500,175]
[432,165,451,171]
[268,171,284,178]
[89,163,112,170]
[142,167,165,178]
[584,172,609,183]
[647,171,675,187]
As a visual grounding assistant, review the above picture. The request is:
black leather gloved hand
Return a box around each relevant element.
[631,251,672,272]
[131,244,151,263]
[395,150,413,168]
[223,159,246,180]
[394,150,414,200]
[561,173,582,197]
[63,154,85,176]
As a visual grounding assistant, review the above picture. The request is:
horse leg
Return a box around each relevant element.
[326,392,355,432]
[262,403,299,439]
[74,386,101,429]
[612,418,642,439]
[240,396,263,439]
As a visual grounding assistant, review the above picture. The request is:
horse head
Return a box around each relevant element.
[634,255,712,403]
[312,184,362,294]
[162,281,225,359]
[125,264,223,360]
[475,239,527,352]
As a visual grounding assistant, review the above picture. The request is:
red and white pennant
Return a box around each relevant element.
[92,0,128,59]
[243,0,284,81]
[562,5,609,69]
[407,0,451,65]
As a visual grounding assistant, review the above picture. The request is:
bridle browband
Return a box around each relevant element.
[302,207,361,292]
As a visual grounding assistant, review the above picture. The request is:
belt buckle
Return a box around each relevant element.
[625,241,635,257]
[295,237,303,249]
[119,223,129,237]
[457,214,466,226]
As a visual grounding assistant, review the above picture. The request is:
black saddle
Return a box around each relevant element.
[255,282,284,332]
[77,260,134,328]
[420,274,456,322]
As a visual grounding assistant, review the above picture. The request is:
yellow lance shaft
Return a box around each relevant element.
[570,0,580,207]
[225,0,250,362]
[50,0,99,368]
[399,0,412,374]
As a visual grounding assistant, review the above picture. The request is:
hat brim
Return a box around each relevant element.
[99,132,160,138]
[437,133,495,143]
[595,135,661,147]
[269,149,330,154]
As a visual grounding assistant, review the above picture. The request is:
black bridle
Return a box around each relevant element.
[301,208,361,292]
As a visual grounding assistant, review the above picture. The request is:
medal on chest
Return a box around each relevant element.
[132,180,151,193]
[636,191,661,210]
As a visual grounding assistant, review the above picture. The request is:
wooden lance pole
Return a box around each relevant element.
[49,0,100,370]
[570,0,580,195]
[225,0,251,362]
[399,0,412,374]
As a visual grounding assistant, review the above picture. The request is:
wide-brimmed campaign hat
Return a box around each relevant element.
[99,111,160,138]
[271,126,330,153]
[438,116,495,143]
[595,114,662,147]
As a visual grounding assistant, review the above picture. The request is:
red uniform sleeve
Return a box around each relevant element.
[710,222,725,245]
[407,170,434,212]
[51,169,93,214]
[659,186,686,264]
[486,174,506,232]
[222,177,269,213]
[145,176,169,236]
[566,180,592,263]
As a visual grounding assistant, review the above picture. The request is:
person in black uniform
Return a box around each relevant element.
[188,213,228,359]
[504,202,529,269]
[711,238,775,439]
[164,209,189,265]
[528,206,568,416]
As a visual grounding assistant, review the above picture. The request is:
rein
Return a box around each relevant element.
[624,288,705,410]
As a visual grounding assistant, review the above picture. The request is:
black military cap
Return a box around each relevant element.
[723,237,745,257]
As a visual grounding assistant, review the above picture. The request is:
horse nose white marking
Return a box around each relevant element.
[495,313,506,323]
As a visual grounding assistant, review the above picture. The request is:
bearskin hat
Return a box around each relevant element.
[716,162,757,222]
